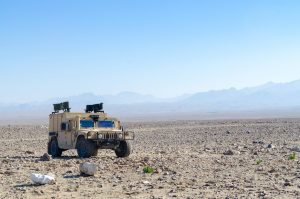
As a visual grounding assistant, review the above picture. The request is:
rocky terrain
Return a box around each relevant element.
[1,119,300,198]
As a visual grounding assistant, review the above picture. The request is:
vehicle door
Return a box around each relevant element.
[63,121,73,147]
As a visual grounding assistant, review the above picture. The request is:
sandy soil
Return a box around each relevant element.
[1,119,300,199]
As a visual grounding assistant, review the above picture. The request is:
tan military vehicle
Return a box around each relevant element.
[47,102,134,158]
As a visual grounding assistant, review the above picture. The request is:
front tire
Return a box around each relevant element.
[91,149,98,156]
[115,141,131,158]
[49,138,62,157]
[76,137,97,158]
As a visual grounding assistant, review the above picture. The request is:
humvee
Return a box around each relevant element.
[47,102,134,158]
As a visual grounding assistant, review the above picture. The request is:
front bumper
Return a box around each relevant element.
[96,131,134,140]
[93,131,134,149]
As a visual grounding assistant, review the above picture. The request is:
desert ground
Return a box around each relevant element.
[1,119,300,199]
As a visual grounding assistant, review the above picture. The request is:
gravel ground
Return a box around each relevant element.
[1,119,300,199]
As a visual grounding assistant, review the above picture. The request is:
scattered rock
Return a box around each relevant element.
[16,187,26,191]
[256,167,264,172]
[284,180,292,186]
[4,170,16,175]
[224,150,234,155]
[223,150,239,155]
[253,141,264,144]
[143,157,150,162]
[33,190,43,195]
[258,191,266,197]
[291,146,300,152]
[205,180,216,185]
[80,162,97,176]
[142,181,150,185]
[25,150,35,155]
[267,144,275,149]
[268,168,276,173]
[283,182,292,187]
[40,153,51,161]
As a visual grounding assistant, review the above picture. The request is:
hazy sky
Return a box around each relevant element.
[1,0,300,103]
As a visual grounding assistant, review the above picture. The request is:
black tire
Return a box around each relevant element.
[115,141,131,158]
[91,149,98,156]
[76,137,97,158]
[49,138,63,157]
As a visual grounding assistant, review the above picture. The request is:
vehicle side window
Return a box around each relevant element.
[98,121,114,128]
[61,122,68,131]
[80,120,94,128]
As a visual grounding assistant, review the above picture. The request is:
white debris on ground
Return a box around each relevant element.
[40,153,51,161]
[142,180,150,185]
[267,143,275,149]
[30,173,55,185]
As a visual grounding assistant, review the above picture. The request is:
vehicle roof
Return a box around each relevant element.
[49,112,119,121]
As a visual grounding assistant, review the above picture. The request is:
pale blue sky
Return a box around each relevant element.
[0,0,300,103]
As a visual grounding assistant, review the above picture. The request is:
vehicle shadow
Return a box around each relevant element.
[63,174,82,179]
[63,173,94,178]
[55,155,102,160]
[0,155,40,159]
[0,155,100,161]
[54,156,81,160]
[0,155,81,160]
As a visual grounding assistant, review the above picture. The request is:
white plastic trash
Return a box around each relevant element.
[30,173,55,185]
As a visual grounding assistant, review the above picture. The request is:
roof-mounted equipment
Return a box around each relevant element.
[85,103,103,113]
[53,101,71,113]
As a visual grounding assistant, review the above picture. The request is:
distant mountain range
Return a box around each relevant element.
[1,80,300,123]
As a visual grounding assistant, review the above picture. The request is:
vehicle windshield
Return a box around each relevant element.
[98,120,114,128]
[80,120,94,129]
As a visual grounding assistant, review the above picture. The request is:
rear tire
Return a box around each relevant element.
[115,141,131,158]
[49,138,63,157]
[76,137,97,158]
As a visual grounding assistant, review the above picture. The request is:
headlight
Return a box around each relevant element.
[118,133,123,139]
[98,134,103,139]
